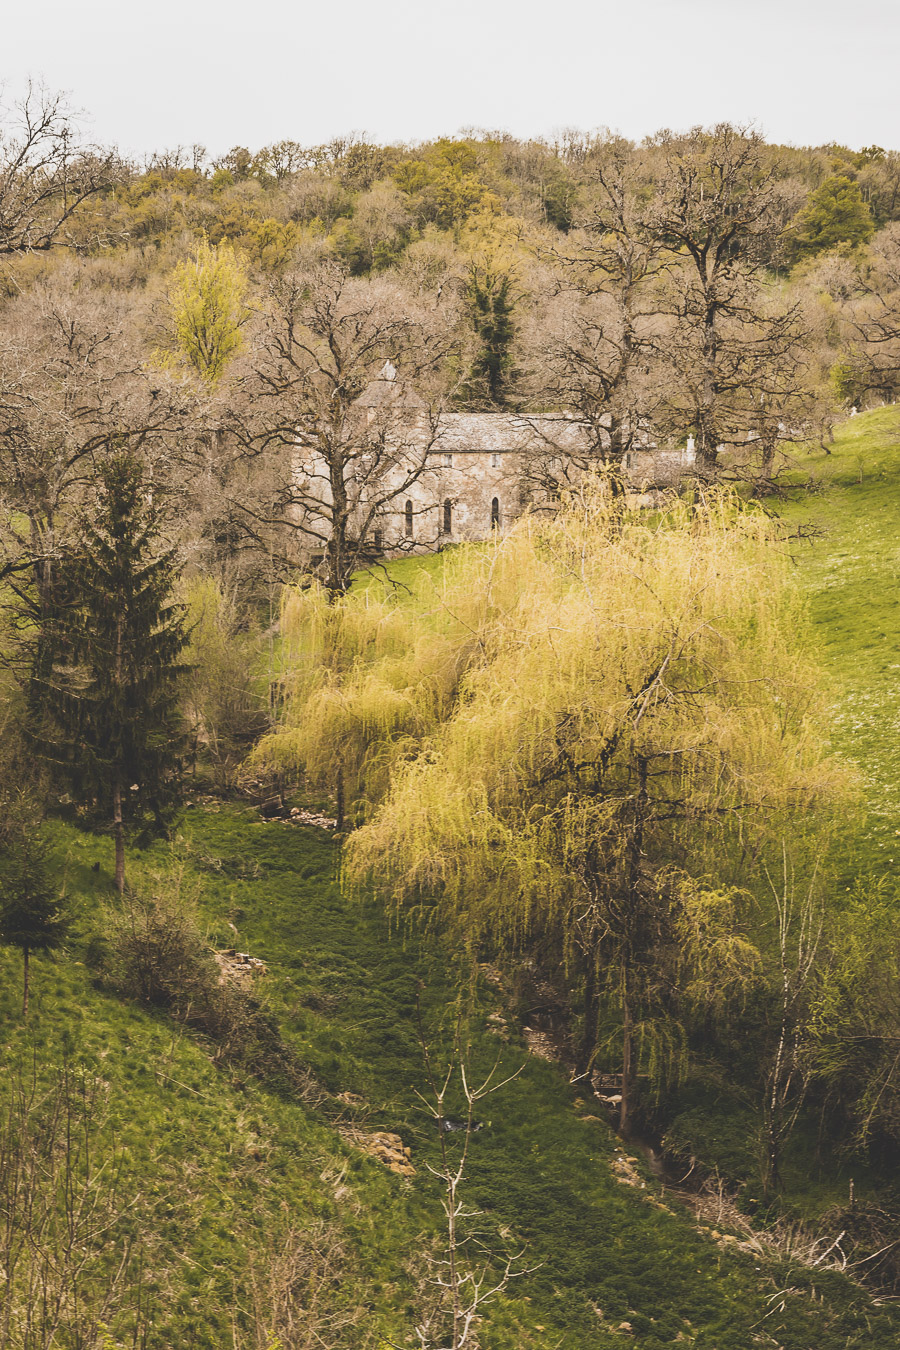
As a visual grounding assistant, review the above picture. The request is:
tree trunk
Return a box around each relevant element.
[752,434,778,497]
[113,606,126,895]
[335,763,345,833]
[22,945,29,1019]
[698,299,720,476]
[606,416,628,498]
[762,1013,789,1199]
[578,959,599,1076]
[113,779,125,894]
[327,444,351,595]
[620,753,646,1137]
[620,989,633,1137]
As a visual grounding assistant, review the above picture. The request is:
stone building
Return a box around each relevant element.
[293,363,696,560]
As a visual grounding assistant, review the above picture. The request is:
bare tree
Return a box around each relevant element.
[648,124,810,477]
[839,223,900,406]
[760,849,824,1198]
[229,259,453,594]
[527,137,669,494]
[0,83,120,256]
[0,270,198,682]
[239,1212,367,1350]
[0,1057,149,1349]
[408,996,528,1350]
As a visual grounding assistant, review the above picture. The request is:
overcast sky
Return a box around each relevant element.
[3,0,897,158]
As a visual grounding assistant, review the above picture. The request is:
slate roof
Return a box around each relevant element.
[353,367,596,455]
[431,413,593,455]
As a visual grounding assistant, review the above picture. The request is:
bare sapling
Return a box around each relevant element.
[404,991,532,1350]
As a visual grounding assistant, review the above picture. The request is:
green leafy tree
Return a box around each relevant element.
[167,236,251,383]
[393,140,496,232]
[787,175,875,263]
[0,822,68,1017]
[35,454,188,892]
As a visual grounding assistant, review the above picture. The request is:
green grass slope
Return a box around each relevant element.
[778,406,900,863]
[2,803,898,1349]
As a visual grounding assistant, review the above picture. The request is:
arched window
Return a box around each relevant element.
[405,500,413,537]
[443,499,452,534]
[491,497,500,529]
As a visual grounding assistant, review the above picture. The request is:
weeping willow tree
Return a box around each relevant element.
[340,485,847,1133]
[252,560,501,824]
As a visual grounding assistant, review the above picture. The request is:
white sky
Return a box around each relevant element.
[3,0,898,158]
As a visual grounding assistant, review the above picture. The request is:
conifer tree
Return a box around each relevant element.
[786,174,875,263]
[35,454,188,892]
[464,261,518,407]
[0,824,68,1017]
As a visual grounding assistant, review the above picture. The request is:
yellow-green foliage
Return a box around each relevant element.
[167,237,251,383]
[182,577,267,784]
[254,551,512,812]
[338,487,849,1072]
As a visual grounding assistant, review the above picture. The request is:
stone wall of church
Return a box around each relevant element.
[291,408,697,563]
[385,451,523,551]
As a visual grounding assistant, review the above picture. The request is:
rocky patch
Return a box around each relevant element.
[213,948,268,987]
[339,1127,415,1177]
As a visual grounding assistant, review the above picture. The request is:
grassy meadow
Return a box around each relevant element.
[0,819,896,1345]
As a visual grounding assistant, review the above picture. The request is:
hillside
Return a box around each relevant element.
[2,413,900,1349]
[3,681,900,1342]
[778,407,900,862]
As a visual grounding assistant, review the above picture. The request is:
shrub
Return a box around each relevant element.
[182,576,269,791]
[106,870,320,1101]
[109,875,214,1009]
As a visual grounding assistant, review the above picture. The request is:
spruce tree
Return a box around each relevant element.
[465,263,518,407]
[36,453,188,892]
[0,824,68,1017]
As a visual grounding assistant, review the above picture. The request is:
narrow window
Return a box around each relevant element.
[442,452,453,468]
[491,452,501,468]
[443,499,452,534]
[491,497,500,529]
[405,500,413,537]
[373,527,383,552]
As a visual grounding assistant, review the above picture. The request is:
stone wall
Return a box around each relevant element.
[291,394,697,562]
